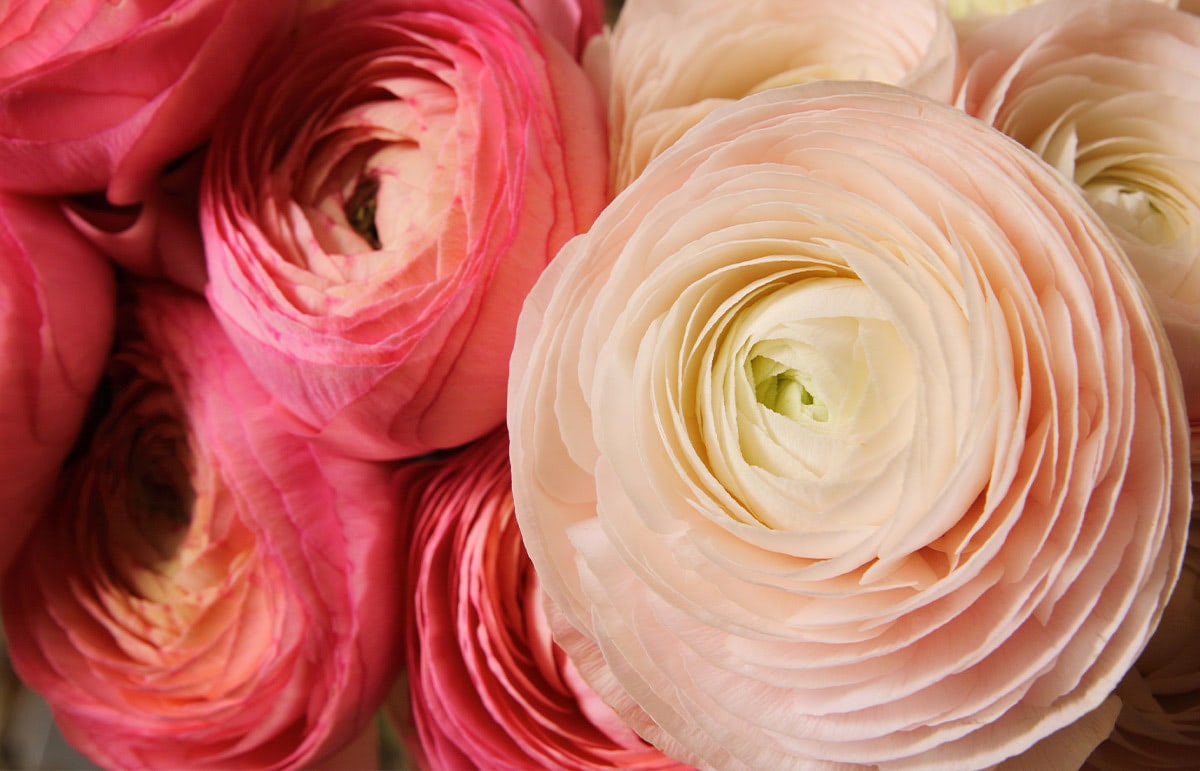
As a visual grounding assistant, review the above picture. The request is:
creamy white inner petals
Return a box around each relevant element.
[706,277,917,531]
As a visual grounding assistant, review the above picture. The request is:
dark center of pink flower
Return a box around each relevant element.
[345,177,381,249]
[126,416,194,561]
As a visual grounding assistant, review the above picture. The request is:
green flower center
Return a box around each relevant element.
[346,177,381,249]
[751,355,828,422]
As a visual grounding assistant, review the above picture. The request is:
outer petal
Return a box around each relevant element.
[956,0,1200,422]
[202,0,608,460]
[394,429,685,770]
[2,285,404,769]
[1083,424,1200,769]
[0,0,295,202]
[0,193,114,574]
[508,82,1191,770]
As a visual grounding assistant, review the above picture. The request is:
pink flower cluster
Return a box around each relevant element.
[1,0,1197,769]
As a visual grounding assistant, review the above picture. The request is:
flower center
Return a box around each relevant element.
[1086,177,1177,246]
[345,176,381,249]
[127,421,195,562]
[750,355,829,422]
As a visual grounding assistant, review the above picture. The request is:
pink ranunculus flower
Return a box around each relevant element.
[2,285,405,769]
[588,0,956,191]
[202,0,608,461]
[395,428,687,770]
[956,0,1200,422]
[0,0,295,203]
[0,193,115,575]
[508,81,1192,770]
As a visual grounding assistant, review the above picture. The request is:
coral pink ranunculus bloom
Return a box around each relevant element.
[588,0,956,191]
[202,0,608,461]
[395,429,685,770]
[2,285,404,770]
[0,193,114,575]
[956,0,1200,422]
[0,0,294,203]
[508,82,1192,770]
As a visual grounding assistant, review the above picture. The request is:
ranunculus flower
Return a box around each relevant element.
[588,0,956,191]
[2,285,404,769]
[0,194,114,575]
[395,428,685,769]
[508,82,1192,769]
[0,1,295,203]
[956,0,1200,421]
[202,0,608,460]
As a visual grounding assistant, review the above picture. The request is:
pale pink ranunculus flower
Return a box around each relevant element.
[508,81,1192,770]
[589,0,956,191]
[0,194,115,575]
[394,429,687,770]
[0,0,295,204]
[956,0,1200,423]
[202,0,608,461]
[1,285,405,770]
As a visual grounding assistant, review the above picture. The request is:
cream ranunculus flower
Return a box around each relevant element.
[956,0,1200,422]
[590,0,956,190]
[508,82,1191,770]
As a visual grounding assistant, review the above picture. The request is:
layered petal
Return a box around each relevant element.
[1,285,404,769]
[1083,425,1200,769]
[202,0,608,460]
[508,82,1191,770]
[0,193,115,574]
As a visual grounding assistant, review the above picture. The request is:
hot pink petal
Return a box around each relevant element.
[0,0,295,202]
[0,193,114,574]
